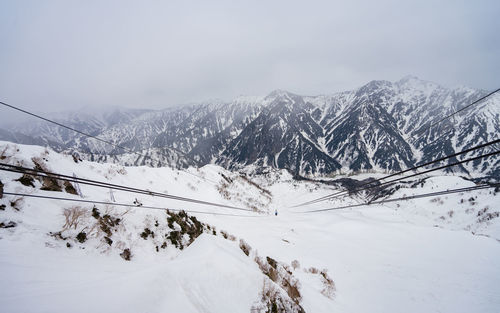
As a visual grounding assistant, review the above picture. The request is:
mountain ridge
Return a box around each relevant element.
[1,76,498,179]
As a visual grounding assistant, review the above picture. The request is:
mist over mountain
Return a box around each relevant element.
[1,76,499,180]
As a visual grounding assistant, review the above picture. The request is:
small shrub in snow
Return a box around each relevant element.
[0,147,7,160]
[319,270,336,299]
[220,230,236,241]
[167,231,181,248]
[76,231,87,243]
[98,214,121,237]
[63,181,78,195]
[91,206,100,219]
[291,260,300,270]
[166,210,204,245]
[15,174,35,187]
[254,255,303,306]
[266,256,277,269]
[167,215,175,229]
[32,158,64,192]
[49,231,67,240]
[0,221,17,228]
[40,178,62,191]
[62,207,87,230]
[477,207,489,217]
[254,256,268,273]
[120,248,132,261]
[251,278,305,313]
[221,230,228,239]
[10,197,23,211]
[239,239,251,256]
[477,207,500,223]
[217,183,231,200]
[140,228,154,240]
[468,197,476,206]
[104,236,113,246]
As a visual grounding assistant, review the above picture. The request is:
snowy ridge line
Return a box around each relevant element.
[292,139,500,207]
[296,183,499,213]
[0,100,219,185]
[2,192,263,217]
[0,163,252,212]
[413,88,500,141]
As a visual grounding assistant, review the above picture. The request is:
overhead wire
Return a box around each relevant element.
[2,192,263,217]
[293,89,499,208]
[314,149,500,203]
[0,162,254,212]
[413,88,500,141]
[296,183,499,213]
[0,100,219,184]
[292,139,500,207]
[2,90,498,214]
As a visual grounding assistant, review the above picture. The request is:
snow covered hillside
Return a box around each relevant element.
[0,141,499,313]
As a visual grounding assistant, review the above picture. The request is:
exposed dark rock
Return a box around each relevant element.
[15,174,35,187]
[63,181,78,195]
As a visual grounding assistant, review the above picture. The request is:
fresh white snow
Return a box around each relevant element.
[0,141,499,313]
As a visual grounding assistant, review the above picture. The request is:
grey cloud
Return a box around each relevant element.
[0,0,498,114]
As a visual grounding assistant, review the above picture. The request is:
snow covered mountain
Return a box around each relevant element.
[1,76,498,179]
[1,141,499,313]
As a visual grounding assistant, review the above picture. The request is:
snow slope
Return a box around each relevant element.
[0,141,499,313]
[0,235,263,313]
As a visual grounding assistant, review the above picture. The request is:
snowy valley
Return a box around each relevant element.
[0,141,499,313]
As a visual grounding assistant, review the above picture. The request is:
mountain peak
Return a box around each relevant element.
[395,75,440,90]
[1,77,497,179]
[265,89,298,99]
[356,79,392,95]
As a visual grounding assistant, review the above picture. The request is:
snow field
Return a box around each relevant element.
[0,141,499,312]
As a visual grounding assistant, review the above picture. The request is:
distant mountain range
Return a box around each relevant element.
[1,76,499,179]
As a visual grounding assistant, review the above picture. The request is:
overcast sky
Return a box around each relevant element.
[0,0,499,113]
